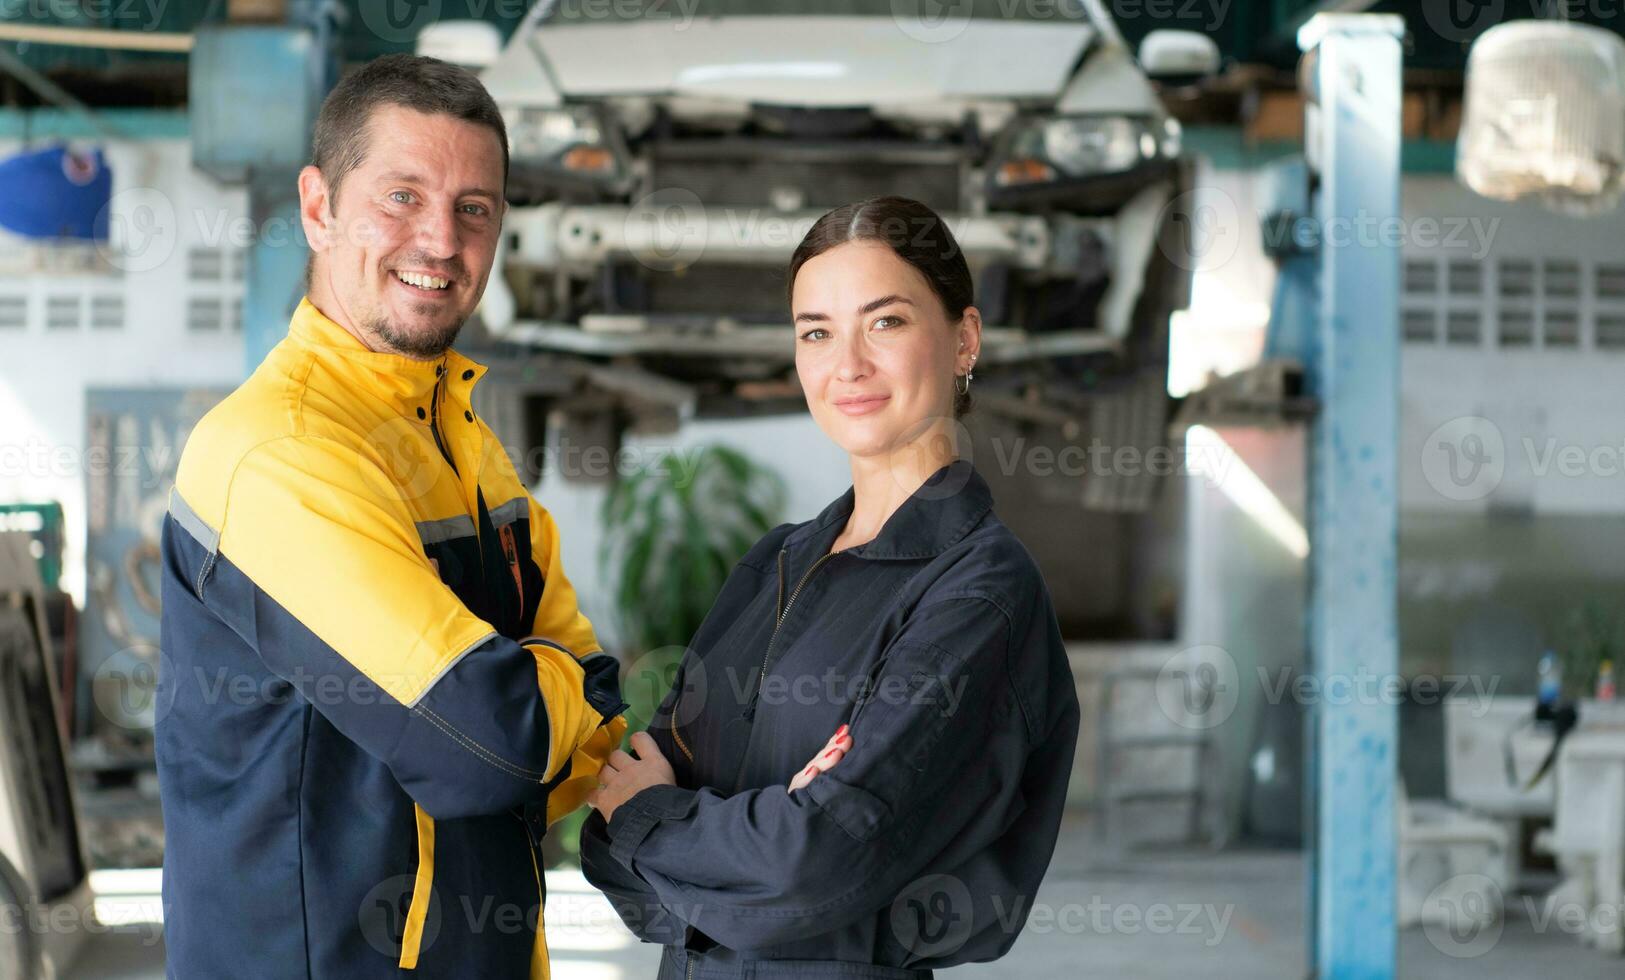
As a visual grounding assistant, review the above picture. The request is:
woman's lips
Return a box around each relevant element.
[833,394,891,417]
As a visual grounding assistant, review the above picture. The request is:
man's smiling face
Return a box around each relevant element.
[299,104,506,359]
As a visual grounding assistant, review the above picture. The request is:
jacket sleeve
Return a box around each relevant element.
[578,808,692,946]
[545,713,629,826]
[599,596,1033,950]
[518,495,631,825]
[577,651,702,943]
[201,434,625,821]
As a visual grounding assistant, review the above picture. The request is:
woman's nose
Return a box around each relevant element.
[835,334,872,383]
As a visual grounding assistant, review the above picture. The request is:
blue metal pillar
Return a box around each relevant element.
[243,174,312,372]
[189,5,335,376]
[1297,14,1405,980]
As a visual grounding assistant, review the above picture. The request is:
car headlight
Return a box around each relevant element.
[506,105,625,181]
[992,116,1180,187]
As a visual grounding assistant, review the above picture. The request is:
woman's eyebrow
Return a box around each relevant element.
[795,294,915,323]
[857,294,913,316]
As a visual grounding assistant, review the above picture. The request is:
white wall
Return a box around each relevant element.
[1398,175,1625,517]
[0,139,248,602]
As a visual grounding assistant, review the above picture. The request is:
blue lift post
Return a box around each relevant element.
[188,6,336,376]
[1296,14,1405,980]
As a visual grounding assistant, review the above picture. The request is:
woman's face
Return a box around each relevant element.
[791,241,980,460]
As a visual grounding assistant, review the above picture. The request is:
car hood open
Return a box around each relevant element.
[527,15,1097,106]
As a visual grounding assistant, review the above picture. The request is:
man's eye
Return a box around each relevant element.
[389,190,414,205]
[459,203,489,216]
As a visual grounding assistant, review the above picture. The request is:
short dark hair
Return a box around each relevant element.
[310,53,509,210]
[787,196,975,416]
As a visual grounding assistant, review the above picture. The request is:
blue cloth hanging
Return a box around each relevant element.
[0,145,112,241]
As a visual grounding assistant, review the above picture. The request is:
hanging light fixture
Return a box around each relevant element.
[1456,20,1625,216]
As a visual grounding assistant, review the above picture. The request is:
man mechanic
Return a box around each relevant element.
[156,54,627,979]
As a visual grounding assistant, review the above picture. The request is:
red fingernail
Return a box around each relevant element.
[824,749,838,759]
[836,725,849,737]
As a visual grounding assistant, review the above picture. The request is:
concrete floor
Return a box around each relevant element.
[62,810,1625,979]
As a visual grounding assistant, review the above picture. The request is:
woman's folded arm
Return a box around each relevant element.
[600,596,1026,950]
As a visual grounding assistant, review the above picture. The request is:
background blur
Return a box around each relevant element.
[3,0,1625,977]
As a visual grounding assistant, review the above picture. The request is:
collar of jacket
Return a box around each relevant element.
[785,459,993,561]
[286,297,488,418]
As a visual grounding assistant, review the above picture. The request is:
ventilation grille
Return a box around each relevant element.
[1402,254,1625,351]
[186,297,223,332]
[46,296,80,330]
[0,296,25,329]
[90,295,123,330]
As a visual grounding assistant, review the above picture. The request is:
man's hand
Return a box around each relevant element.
[587,732,675,824]
[788,725,852,793]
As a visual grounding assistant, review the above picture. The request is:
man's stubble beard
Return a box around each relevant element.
[368,308,467,359]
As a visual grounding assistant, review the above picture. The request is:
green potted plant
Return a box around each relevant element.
[1557,599,1621,700]
[551,445,785,864]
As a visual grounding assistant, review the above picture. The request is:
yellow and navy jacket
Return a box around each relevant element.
[157,298,627,979]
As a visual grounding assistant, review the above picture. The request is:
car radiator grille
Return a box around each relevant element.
[647,141,965,213]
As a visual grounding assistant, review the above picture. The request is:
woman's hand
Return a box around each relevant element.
[788,725,852,793]
[587,732,675,824]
